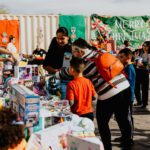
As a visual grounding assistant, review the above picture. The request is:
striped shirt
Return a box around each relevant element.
[56,50,129,100]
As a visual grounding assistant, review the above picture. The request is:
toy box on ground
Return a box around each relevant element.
[9,84,40,127]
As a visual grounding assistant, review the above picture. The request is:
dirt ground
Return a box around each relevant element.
[94,96,150,150]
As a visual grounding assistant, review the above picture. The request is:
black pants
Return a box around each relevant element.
[135,69,149,106]
[80,112,94,121]
[129,102,134,139]
[96,88,132,150]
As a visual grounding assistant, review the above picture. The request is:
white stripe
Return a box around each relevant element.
[20,16,26,53]
[94,77,103,88]
[98,80,130,100]
[84,61,93,70]
[32,16,37,50]
[26,16,32,54]
[87,51,97,58]
[97,74,126,92]
[55,71,60,79]
[45,16,51,50]
[87,66,97,77]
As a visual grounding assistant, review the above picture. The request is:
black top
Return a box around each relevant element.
[43,37,72,69]
[33,49,47,57]
[29,49,47,65]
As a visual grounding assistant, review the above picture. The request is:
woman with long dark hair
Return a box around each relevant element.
[43,27,72,99]
[43,27,71,73]
[134,41,150,108]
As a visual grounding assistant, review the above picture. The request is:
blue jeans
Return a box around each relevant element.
[60,80,69,99]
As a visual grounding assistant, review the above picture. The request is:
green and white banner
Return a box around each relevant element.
[91,14,150,49]
[59,15,86,42]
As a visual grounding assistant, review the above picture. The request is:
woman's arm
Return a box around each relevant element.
[0,57,15,63]
[55,67,73,80]
[0,47,13,55]
[43,65,59,74]
[0,47,17,62]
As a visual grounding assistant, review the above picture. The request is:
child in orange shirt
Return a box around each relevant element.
[66,57,97,121]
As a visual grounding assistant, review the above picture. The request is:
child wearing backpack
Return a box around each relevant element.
[66,57,97,121]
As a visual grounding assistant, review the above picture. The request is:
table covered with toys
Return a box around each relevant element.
[0,55,104,150]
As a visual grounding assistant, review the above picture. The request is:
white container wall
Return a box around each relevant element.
[0,14,90,54]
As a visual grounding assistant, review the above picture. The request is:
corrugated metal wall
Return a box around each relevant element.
[0,14,90,54]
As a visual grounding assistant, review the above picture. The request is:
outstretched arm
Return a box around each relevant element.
[0,57,15,63]
[43,65,60,74]
[0,47,13,55]
[0,47,17,62]
[55,67,73,80]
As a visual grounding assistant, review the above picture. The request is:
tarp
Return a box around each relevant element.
[59,15,86,42]
[91,14,150,50]
[0,20,20,51]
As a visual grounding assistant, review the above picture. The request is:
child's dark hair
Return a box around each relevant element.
[143,41,150,54]
[70,57,85,73]
[56,27,69,36]
[124,40,130,46]
[73,38,94,50]
[56,27,72,44]
[119,48,132,57]
[134,49,139,54]
[0,108,25,149]
[9,35,15,42]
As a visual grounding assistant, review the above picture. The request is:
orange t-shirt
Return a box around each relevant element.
[66,77,96,115]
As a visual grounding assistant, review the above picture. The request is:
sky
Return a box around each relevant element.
[0,0,150,16]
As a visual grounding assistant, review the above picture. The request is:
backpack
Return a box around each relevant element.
[93,52,124,87]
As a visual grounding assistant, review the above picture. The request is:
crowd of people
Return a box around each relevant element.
[0,27,149,150]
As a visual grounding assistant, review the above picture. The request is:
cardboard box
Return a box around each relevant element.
[27,122,104,150]
[27,122,72,150]
[9,84,40,126]
[20,105,39,126]
[67,135,104,150]
[14,65,32,80]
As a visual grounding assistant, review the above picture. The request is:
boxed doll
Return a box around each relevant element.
[9,84,40,126]
[14,65,39,81]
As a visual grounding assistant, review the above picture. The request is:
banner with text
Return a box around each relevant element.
[91,14,150,50]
